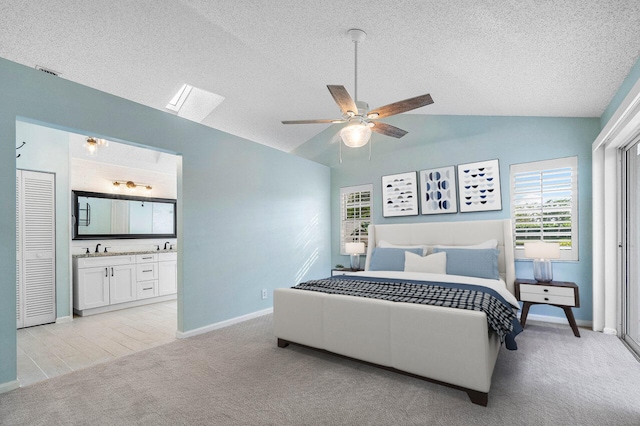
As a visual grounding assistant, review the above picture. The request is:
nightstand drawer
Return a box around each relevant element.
[519,292,576,306]
[519,284,574,298]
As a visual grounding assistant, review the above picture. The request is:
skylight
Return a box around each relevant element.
[165,84,224,123]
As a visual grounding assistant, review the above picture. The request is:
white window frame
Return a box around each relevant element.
[340,184,372,255]
[510,156,579,261]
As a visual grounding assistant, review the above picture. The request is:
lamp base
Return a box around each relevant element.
[533,259,553,282]
[350,254,361,271]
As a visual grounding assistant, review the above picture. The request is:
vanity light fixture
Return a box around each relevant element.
[85,137,109,157]
[112,180,153,192]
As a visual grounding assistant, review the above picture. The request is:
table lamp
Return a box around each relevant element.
[345,242,366,270]
[524,242,561,282]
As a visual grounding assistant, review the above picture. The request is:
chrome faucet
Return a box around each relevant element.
[164,241,171,250]
[95,243,101,253]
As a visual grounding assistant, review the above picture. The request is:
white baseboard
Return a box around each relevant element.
[56,316,73,324]
[0,380,20,394]
[177,307,273,339]
[520,312,593,329]
[603,327,618,335]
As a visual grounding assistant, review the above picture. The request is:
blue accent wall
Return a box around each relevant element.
[0,57,331,387]
[295,114,599,322]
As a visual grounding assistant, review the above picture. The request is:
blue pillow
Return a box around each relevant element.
[432,247,500,280]
[369,247,423,271]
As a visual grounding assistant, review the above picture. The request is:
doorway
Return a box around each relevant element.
[16,120,181,386]
[622,137,640,357]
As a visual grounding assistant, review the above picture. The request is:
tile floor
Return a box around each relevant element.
[17,300,177,387]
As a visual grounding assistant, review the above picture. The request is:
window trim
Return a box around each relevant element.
[510,156,579,261]
[340,184,372,256]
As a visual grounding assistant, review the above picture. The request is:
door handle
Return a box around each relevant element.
[105,268,108,277]
[111,267,114,277]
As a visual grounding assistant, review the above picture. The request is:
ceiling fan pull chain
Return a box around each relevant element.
[339,139,343,164]
[368,139,371,161]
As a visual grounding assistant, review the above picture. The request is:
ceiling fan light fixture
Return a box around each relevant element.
[340,122,372,148]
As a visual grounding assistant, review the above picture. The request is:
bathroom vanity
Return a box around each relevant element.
[73,250,177,316]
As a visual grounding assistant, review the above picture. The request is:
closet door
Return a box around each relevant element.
[16,173,22,328]
[17,170,56,328]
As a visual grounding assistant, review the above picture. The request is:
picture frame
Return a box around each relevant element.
[382,171,418,217]
[457,159,502,212]
[419,166,458,215]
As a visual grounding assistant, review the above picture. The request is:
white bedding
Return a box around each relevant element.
[341,270,520,308]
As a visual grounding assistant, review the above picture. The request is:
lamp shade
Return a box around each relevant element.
[524,242,561,259]
[340,123,372,148]
[345,242,366,255]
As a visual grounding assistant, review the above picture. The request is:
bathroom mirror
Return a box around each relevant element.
[72,190,177,240]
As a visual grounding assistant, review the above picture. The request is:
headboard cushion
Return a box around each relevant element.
[364,219,516,295]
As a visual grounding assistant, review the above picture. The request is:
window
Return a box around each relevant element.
[510,157,578,260]
[340,184,372,255]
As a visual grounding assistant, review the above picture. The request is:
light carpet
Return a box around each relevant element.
[1,314,639,425]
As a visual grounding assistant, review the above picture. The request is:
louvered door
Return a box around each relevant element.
[17,170,56,328]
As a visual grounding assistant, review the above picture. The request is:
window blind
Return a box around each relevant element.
[340,184,372,255]
[510,157,578,260]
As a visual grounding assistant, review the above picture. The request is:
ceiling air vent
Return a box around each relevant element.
[35,65,61,77]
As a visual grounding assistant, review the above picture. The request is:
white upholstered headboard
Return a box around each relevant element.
[364,219,516,295]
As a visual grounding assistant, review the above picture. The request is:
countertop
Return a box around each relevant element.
[73,249,177,259]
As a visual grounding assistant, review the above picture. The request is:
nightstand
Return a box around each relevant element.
[514,279,581,337]
[331,268,363,276]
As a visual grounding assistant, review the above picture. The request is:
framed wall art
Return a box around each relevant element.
[419,166,458,215]
[457,159,502,212]
[382,171,418,217]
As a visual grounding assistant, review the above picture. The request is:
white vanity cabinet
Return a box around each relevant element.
[158,252,177,296]
[73,251,177,316]
[74,255,136,310]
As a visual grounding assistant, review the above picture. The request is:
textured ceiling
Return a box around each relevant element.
[2,1,639,153]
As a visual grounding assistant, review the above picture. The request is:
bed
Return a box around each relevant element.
[273,219,518,406]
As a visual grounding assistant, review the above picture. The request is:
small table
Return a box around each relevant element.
[514,279,581,337]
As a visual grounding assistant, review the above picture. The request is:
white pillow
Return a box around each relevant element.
[404,251,447,274]
[379,240,429,256]
[433,239,498,250]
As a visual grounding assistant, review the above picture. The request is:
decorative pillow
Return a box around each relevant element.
[404,251,447,274]
[432,247,500,280]
[378,240,429,256]
[369,247,423,271]
[433,239,498,250]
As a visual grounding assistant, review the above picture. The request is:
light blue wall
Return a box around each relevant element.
[295,114,599,322]
[601,55,640,128]
[0,57,331,387]
[16,121,72,319]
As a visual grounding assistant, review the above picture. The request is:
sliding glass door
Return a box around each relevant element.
[623,139,640,356]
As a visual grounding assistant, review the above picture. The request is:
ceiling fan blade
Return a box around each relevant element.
[327,85,358,115]
[371,122,408,138]
[368,94,434,119]
[282,119,344,124]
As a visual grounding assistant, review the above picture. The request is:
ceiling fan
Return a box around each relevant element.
[282,29,434,152]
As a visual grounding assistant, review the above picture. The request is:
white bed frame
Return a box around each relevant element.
[273,219,515,406]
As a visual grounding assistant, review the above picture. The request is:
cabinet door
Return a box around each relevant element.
[158,260,177,295]
[77,267,110,309]
[110,264,137,305]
